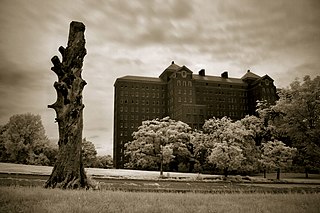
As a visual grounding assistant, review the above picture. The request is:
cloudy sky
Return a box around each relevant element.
[0,0,319,156]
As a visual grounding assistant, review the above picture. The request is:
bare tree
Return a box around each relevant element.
[45,21,90,189]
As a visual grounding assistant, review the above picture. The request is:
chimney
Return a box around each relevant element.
[221,71,228,78]
[199,69,205,76]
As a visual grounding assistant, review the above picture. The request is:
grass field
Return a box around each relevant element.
[0,186,320,213]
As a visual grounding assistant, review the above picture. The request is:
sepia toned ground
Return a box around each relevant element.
[0,163,320,193]
[1,163,320,212]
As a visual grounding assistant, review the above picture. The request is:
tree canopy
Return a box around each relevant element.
[125,117,193,174]
[82,138,97,168]
[0,113,57,165]
[264,76,320,175]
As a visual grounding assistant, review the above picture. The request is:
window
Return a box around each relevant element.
[181,71,187,78]
[183,81,187,87]
[265,79,270,85]
[188,81,192,87]
[177,80,181,86]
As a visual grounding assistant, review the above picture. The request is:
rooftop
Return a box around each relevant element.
[241,70,261,80]
[193,74,247,85]
[117,75,164,83]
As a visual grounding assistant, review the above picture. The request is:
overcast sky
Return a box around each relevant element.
[0,0,319,156]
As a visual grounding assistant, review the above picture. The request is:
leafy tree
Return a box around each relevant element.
[82,138,97,168]
[191,130,212,172]
[207,141,245,177]
[259,140,297,179]
[202,117,254,176]
[0,113,55,165]
[95,155,113,169]
[240,115,266,145]
[271,76,320,177]
[239,115,269,174]
[125,117,192,175]
[0,124,10,161]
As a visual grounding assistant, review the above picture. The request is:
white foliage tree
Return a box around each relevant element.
[125,117,191,175]
[202,117,250,176]
[259,140,297,179]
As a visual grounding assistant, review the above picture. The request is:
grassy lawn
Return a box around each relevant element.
[1,186,320,213]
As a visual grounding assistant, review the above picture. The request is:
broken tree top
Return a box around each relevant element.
[51,21,87,79]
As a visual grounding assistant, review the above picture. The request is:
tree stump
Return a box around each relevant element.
[45,21,90,189]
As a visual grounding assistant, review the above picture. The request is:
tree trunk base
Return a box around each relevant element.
[45,172,88,189]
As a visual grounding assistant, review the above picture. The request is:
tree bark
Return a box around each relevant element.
[276,168,281,180]
[160,146,164,177]
[224,168,228,178]
[45,21,90,189]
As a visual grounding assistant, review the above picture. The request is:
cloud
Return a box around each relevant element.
[0,0,319,157]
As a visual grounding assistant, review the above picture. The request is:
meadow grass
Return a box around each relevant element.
[0,186,320,213]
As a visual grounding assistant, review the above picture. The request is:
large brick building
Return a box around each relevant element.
[113,61,278,168]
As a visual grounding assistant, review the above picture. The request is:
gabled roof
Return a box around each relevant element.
[260,74,274,82]
[178,65,193,73]
[165,62,181,71]
[241,70,261,80]
[159,61,181,80]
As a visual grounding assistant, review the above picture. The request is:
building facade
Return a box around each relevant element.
[113,61,278,168]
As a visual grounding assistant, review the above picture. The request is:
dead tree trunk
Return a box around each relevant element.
[45,21,90,189]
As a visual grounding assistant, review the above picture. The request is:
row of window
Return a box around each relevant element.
[119,99,165,106]
[119,104,249,115]
[119,84,165,91]
[119,122,141,130]
[177,80,192,87]
[196,89,248,97]
[198,82,246,88]
[261,87,275,94]
[178,89,193,95]
[119,107,165,114]
[177,97,193,103]
[119,114,163,121]
[215,111,245,117]
[119,91,165,98]
[199,97,247,103]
